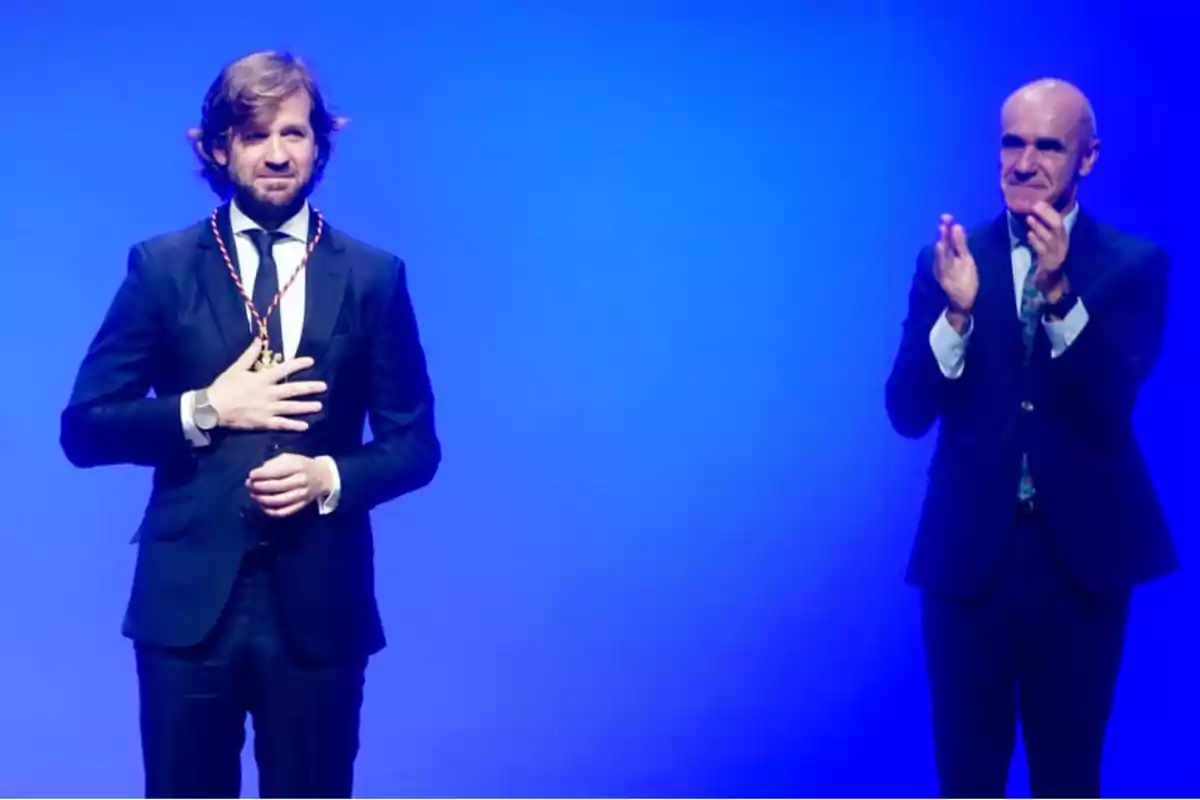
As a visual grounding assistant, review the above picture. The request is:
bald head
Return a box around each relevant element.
[997,78,1100,215]
[1003,78,1097,143]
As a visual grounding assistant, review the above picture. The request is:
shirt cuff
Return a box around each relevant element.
[180,391,211,447]
[1043,297,1089,358]
[315,455,341,515]
[929,309,973,379]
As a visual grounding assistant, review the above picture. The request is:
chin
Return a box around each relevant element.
[1004,193,1042,215]
[232,179,312,218]
[253,188,299,206]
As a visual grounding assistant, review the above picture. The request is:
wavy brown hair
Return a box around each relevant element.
[186,51,348,198]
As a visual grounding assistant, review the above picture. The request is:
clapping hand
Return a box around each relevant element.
[1025,201,1070,300]
[933,213,979,331]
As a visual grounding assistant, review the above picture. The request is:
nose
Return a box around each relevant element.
[1014,146,1038,176]
[264,135,290,169]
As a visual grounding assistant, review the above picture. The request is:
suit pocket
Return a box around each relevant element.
[130,496,197,544]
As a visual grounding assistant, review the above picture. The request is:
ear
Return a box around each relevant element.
[1078,138,1100,177]
[208,128,235,167]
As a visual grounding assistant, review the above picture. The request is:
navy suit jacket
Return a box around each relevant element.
[886,210,1176,597]
[60,204,440,660]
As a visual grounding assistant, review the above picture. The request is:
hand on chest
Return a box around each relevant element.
[169,211,361,392]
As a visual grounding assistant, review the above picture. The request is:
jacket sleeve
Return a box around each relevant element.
[1044,245,1169,428]
[60,244,194,468]
[330,258,441,514]
[885,245,958,438]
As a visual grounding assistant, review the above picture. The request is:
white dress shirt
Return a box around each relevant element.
[180,199,341,514]
[929,204,1089,379]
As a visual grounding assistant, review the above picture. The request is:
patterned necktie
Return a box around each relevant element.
[245,229,287,358]
[1017,252,1043,500]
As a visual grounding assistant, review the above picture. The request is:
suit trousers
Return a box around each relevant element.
[134,544,367,798]
[920,505,1131,798]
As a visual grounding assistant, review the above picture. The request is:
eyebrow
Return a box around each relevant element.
[1002,133,1066,150]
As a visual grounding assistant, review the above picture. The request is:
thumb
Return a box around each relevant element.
[235,338,263,370]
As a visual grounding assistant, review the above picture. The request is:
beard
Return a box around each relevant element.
[230,171,314,230]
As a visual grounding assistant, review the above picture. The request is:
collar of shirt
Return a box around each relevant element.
[1006,202,1079,251]
[229,197,310,243]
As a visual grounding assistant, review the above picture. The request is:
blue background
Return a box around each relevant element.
[0,1,1195,796]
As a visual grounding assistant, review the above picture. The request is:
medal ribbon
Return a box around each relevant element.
[209,207,324,368]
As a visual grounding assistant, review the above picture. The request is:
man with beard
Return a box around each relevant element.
[886,78,1176,797]
[60,51,440,798]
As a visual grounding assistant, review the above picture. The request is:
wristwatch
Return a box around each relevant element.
[1043,290,1078,320]
[193,389,220,432]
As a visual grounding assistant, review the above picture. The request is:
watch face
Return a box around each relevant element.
[195,404,219,430]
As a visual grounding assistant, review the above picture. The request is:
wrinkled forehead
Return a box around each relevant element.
[1001,95,1086,143]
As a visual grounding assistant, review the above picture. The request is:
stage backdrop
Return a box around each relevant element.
[0,1,1194,796]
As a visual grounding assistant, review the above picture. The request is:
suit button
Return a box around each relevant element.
[269,443,280,452]
[1021,400,1034,411]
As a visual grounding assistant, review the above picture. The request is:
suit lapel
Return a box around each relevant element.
[295,214,348,362]
[973,208,1101,359]
[195,203,349,364]
[196,204,256,362]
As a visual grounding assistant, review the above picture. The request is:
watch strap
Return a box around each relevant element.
[1044,290,1077,319]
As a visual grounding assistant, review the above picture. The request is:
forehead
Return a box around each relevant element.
[1001,95,1082,141]
[242,91,313,130]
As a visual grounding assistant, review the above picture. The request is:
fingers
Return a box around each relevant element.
[248,456,298,481]
[261,498,310,518]
[245,415,311,433]
[950,224,970,258]
[1026,215,1052,256]
[1026,213,1051,239]
[934,214,952,272]
[272,400,323,416]
[256,396,322,432]
[269,356,316,381]
[246,462,312,516]
[235,339,263,370]
[253,489,309,509]
[936,213,966,264]
[247,472,305,497]
[1029,201,1062,230]
[267,416,310,432]
[274,380,327,399]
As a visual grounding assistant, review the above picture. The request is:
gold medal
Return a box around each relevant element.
[254,343,283,371]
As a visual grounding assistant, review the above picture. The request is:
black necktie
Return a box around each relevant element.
[245,229,286,357]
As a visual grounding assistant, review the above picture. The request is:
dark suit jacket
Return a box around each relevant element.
[60,204,440,661]
[885,210,1176,597]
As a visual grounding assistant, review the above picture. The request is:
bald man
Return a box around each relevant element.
[886,79,1176,797]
